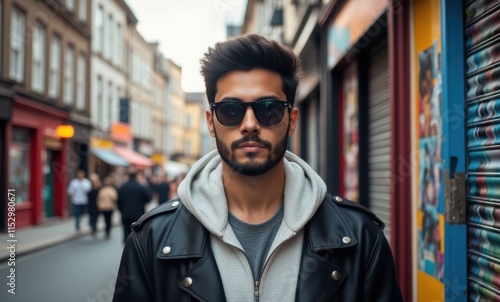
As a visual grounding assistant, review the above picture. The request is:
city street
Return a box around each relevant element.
[0,227,125,302]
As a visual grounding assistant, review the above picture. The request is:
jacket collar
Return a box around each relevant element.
[295,194,358,301]
[306,194,358,251]
[157,195,358,258]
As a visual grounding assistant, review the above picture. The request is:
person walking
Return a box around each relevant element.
[87,173,101,237]
[113,34,402,301]
[67,170,91,232]
[97,176,118,239]
[155,174,171,205]
[117,170,151,243]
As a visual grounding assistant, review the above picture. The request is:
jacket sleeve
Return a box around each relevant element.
[112,233,153,302]
[362,230,403,302]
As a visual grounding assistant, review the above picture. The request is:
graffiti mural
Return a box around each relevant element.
[417,41,444,280]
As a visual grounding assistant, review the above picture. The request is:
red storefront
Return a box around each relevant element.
[8,96,70,228]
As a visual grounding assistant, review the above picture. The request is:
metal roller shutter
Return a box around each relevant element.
[464,0,500,300]
[367,45,391,242]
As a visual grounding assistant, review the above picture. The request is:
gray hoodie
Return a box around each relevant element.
[178,149,327,301]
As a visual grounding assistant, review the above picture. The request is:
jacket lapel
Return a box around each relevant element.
[157,205,226,302]
[296,195,358,302]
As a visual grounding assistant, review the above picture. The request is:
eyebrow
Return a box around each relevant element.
[218,95,283,102]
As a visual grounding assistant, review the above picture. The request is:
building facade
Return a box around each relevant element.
[89,0,132,183]
[2,0,91,227]
[164,59,186,162]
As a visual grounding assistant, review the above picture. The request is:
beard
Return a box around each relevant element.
[215,127,289,176]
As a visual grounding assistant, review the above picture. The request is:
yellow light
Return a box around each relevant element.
[56,125,74,139]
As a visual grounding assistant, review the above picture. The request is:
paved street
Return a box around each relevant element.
[0,226,125,302]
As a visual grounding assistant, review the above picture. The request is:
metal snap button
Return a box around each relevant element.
[332,270,342,281]
[182,277,193,288]
[172,201,179,207]
[162,246,171,255]
[342,236,351,244]
[334,196,343,202]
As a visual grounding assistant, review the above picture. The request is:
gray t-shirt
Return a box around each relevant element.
[228,203,284,280]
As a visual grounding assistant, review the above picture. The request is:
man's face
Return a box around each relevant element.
[206,69,298,176]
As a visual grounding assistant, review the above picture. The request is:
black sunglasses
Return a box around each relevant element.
[210,99,292,127]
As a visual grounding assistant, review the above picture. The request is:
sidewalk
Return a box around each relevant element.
[0,212,122,262]
[0,201,160,262]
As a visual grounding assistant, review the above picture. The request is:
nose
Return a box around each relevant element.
[239,107,260,134]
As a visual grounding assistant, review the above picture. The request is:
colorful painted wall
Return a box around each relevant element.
[412,0,445,301]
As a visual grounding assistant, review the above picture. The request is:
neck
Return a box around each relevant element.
[222,161,285,224]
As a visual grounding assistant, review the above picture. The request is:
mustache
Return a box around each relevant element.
[231,135,272,150]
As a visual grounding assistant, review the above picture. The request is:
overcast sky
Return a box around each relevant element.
[126,0,247,92]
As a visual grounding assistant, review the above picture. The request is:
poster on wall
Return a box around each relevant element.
[343,62,359,201]
[417,40,444,280]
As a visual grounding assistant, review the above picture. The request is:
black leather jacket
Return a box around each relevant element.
[113,194,403,302]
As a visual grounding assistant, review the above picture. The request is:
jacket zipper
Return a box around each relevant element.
[234,230,295,301]
[254,280,260,302]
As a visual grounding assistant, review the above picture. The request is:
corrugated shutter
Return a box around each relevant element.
[368,45,391,242]
[464,1,500,300]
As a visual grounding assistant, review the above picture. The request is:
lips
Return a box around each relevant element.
[238,141,265,152]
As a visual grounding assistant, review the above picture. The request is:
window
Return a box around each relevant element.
[32,22,46,93]
[107,81,113,127]
[76,54,86,110]
[67,0,74,12]
[116,24,122,66]
[10,7,25,82]
[96,76,103,127]
[107,14,113,59]
[186,114,192,129]
[64,45,74,105]
[78,0,87,22]
[49,35,61,98]
[9,127,31,204]
[95,6,104,53]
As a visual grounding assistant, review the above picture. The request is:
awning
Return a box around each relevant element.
[114,146,153,168]
[92,148,129,166]
[163,161,190,178]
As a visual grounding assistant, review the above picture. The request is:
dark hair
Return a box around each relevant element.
[200,34,302,106]
[128,171,137,180]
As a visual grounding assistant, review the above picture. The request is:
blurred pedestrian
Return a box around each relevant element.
[168,173,185,200]
[87,173,101,237]
[67,170,91,232]
[97,176,118,239]
[155,174,170,205]
[117,170,151,243]
[137,170,154,201]
[113,34,402,301]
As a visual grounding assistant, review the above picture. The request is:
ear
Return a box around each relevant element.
[206,109,216,137]
[288,107,299,136]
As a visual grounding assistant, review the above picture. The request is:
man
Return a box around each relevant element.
[117,170,151,243]
[113,34,402,301]
[154,174,171,205]
[67,170,91,232]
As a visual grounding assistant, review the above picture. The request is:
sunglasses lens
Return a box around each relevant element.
[255,101,285,126]
[216,102,245,126]
[213,100,288,127]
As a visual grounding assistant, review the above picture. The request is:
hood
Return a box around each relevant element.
[177,149,327,237]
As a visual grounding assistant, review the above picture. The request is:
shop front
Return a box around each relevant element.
[8,96,70,227]
[0,89,14,231]
[319,0,412,299]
